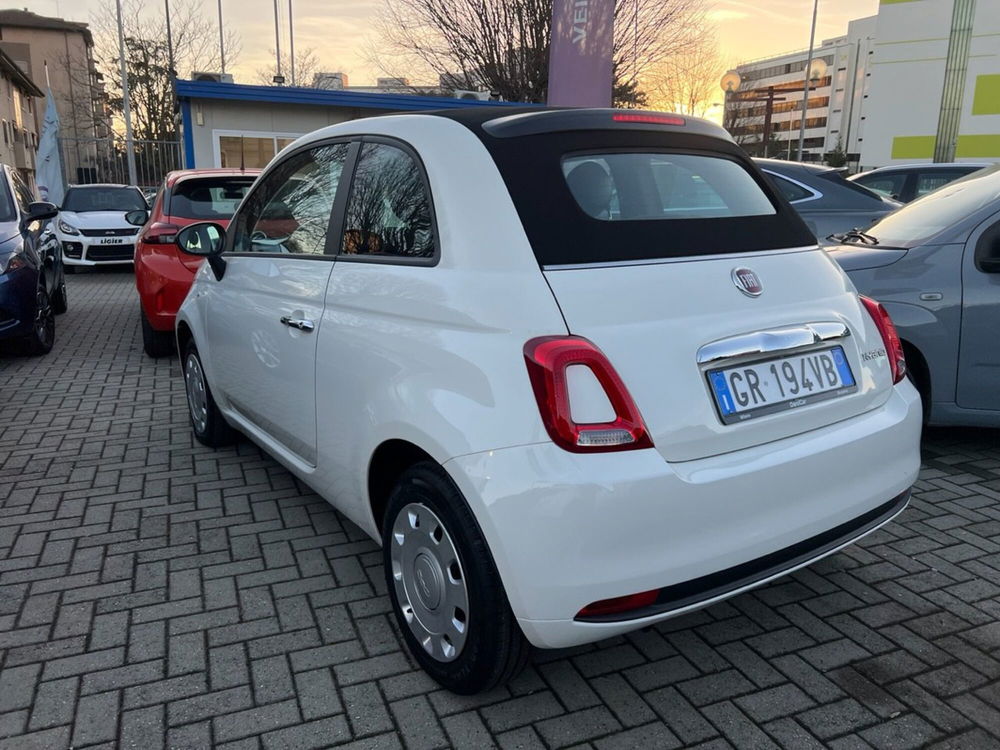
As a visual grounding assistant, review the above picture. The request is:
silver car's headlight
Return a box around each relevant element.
[57,219,79,235]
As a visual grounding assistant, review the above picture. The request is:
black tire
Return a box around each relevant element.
[382,462,529,694]
[22,285,55,356]
[141,305,174,357]
[182,339,235,447]
[51,279,68,315]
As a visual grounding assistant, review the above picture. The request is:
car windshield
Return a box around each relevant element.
[866,165,1000,246]
[62,187,147,212]
[170,177,256,220]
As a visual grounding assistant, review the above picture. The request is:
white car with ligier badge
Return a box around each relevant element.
[53,184,148,271]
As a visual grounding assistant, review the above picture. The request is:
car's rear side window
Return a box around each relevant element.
[170,177,256,220]
[563,153,775,221]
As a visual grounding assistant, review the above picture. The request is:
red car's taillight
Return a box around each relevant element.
[143,222,180,245]
[860,296,906,384]
[523,336,653,453]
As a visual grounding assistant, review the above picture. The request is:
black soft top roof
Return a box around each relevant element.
[414,107,816,265]
[418,106,735,142]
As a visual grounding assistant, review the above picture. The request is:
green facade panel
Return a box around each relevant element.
[955,134,1000,156]
[972,75,1000,115]
[891,135,937,159]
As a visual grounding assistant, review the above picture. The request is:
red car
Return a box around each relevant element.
[134,169,260,357]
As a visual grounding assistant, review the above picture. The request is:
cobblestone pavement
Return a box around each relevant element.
[2,270,1000,750]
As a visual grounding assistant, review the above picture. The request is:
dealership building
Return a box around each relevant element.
[174,79,516,171]
[726,0,999,168]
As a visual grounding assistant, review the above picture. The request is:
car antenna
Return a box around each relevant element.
[239,135,245,172]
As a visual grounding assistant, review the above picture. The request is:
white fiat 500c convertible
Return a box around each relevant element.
[173,107,922,693]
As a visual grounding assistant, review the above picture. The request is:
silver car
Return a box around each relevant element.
[828,165,1000,427]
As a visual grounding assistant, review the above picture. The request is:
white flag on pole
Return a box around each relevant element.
[35,89,64,205]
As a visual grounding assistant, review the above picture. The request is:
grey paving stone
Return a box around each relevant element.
[2,273,1000,748]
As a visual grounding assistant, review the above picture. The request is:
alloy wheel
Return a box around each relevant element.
[390,502,470,662]
[34,287,54,348]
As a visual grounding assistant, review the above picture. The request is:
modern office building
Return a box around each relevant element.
[861,0,1000,167]
[725,16,877,162]
[726,0,999,167]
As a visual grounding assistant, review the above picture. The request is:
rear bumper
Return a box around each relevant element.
[135,246,198,332]
[444,381,921,649]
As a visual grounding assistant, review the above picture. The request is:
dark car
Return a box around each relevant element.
[849,163,990,203]
[0,166,65,355]
[756,159,900,243]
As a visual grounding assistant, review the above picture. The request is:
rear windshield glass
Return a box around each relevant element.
[473,129,814,266]
[563,153,776,221]
[62,187,147,212]
[170,177,256,220]
[817,171,884,202]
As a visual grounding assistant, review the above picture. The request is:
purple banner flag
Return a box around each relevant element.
[547,0,616,107]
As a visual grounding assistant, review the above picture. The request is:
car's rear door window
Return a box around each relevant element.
[562,153,775,221]
[854,172,906,200]
[914,171,968,199]
[169,177,256,220]
[339,142,435,259]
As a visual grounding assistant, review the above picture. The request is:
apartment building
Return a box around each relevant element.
[0,45,41,187]
[0,9,110,182]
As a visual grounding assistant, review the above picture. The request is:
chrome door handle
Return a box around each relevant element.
[280,316,315,332]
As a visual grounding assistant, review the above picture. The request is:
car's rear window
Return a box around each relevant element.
[169,177,256,220]
[563,153,776,222]
[468,128,815,266]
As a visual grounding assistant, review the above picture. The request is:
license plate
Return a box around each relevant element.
[707,346,857,424]
[99,237,125,244]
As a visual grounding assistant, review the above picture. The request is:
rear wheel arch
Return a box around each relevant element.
[902,340,931,410]
[367,439,437,533]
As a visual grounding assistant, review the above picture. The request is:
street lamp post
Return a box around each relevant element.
[797,0,821,160]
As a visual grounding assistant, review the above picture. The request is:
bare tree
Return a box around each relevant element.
[89,0,241,141]
[646,30,723,118]
[255,48,321,86]
[367,0,708,105]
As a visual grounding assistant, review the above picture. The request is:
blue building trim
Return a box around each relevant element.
[173,79,528,112]
[180,99,195,169]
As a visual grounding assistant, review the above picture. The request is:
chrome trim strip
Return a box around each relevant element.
[543,245,819,272]
[696,321,850,365]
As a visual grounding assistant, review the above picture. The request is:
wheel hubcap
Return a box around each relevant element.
[390,503,469,662]
[184,353,209,434]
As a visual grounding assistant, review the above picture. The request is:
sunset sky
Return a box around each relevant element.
[36,0,880,89]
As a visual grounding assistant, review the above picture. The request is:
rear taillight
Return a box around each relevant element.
[577,589,659,618]
[143,222,180,244]
[860,296,906,384]
[523,336,653,453]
